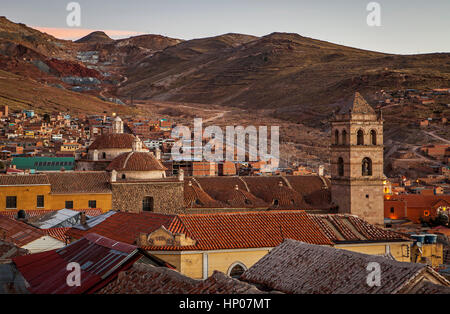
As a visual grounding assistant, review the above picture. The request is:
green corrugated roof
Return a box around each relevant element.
[11,157,75,171]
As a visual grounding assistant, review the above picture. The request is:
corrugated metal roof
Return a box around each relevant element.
[29,209,81,229]
[12,157,75,171]
[13,233,140,294]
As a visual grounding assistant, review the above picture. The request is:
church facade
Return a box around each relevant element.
[330,92,384,225]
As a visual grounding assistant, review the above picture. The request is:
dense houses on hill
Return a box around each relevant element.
[0,92,449,294]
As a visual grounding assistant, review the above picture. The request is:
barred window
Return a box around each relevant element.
[142,196,154,212]
[36,195,44,208]
[6,196,17,209]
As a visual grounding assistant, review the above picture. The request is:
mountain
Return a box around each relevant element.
[118,32,450,120]
[75,31,113,44]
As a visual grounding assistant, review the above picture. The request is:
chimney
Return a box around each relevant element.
[111,170,117,182]
[155,148,161,160]
[80,212,87,225]
[178,169,184,181]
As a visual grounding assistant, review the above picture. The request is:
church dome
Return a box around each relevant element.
[106,151,167,172]
[89,133,135,150]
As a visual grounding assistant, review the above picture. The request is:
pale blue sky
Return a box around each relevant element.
[2,0,449,54]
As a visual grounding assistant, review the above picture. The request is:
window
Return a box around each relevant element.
[273,199,279,207]
[228,263,247,279]
[142,196,154,212]
[342,130,347,145]
[122,174,126,179]
[102,152,106,159]
[357,130,364,145]
[36,195,44,208]
[390,207,394,213]
[371,130,377,145]
[88,200,96,208]
[6,196,17,209]
[362,158,372,176]
[334,130,339,145]
[338,157,344,176]
[65,200,74,209]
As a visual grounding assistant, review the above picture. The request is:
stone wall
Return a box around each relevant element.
[111,181,185,214]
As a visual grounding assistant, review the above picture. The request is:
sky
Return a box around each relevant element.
[1,0,449,54]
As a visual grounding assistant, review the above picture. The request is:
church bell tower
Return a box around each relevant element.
[330,92,384,225]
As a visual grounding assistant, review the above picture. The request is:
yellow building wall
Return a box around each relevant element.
[152,253,182,271]
[49,194,111,211]
[181,253,203,279]
[411,243,443,268]
[151,249,271,280]
[151,243,413,279]
[0,185,51,210]
[337,243,411,262]
[0,186,111,212]
[207,250,270,278]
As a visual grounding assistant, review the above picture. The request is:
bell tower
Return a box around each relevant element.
[330,92,384,225]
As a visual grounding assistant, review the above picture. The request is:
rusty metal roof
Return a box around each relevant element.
[13,233,141,294]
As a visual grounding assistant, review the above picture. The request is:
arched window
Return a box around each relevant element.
[228,262,247,278]
[142,196,154,212]
[273,199,279,207]
[102,152,106,159]
[338,157,344,176]
[370,130,377,145]
[342,130,347,145]
[357,130,364,145]
[122,174,126,179]
[334,130,339,145]
[362,158,372,176]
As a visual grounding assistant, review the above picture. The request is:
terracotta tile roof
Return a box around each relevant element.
[66,212,180,244]
[67,211,409,252]
[0,210,52,220]
[186,176,333,210]
[98,263,198,294]
[0,174,50,186]
[98,264,266,294]
[184,180,225,208]
[0,209,103,220]
[145,211,333,251]
[88,133,135,150]
[242,177,306,209]
[310,214,411,243]
[391,194,450,208]
[187,271,267,294]
[46,172,111,194]
[0,215,44,247]
[410,281,450,294]
[43,228,70,242]
[106,152,166,172]
[241,239,449,294]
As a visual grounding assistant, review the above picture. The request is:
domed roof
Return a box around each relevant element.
[106,151,167,172]
[89,133,135,150]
